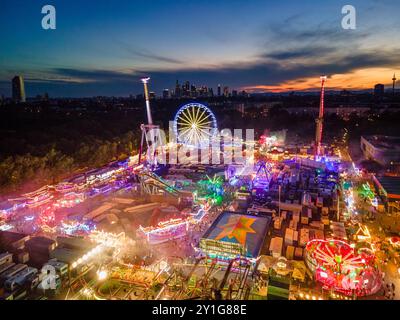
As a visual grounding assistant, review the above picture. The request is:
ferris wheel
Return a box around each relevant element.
[173,103,218,147]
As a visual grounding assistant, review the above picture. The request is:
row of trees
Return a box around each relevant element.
[0,131,140,193]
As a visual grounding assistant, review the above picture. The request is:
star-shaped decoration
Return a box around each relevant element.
[215,215,257,246]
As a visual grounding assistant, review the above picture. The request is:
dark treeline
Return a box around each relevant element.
[0,104,143,193]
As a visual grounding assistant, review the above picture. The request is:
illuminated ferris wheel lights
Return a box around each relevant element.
[173,103,217,147]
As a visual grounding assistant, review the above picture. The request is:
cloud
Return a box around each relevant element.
[3,14,399,97]
[261,46,337,60]
[50,68,139,82]
[20,46,398,97]
[263,14,371,46]
[116,41,183,64]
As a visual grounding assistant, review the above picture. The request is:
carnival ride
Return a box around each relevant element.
[194,175,224,206]
[315,75,327,158]
[138,202,211,245]
[137,170,183,197]
[305,239,382,297]
[255,161,273,180]
[173,103,218,148]
[216,257,252,300]
[138,217,190,244]
[162,255,252,300]
[59,220,94,236]
[358,183,376,203]
[138,77,164,166]
[37,205,58,233]
[225,160,274,189]
[251,161,273,190]
[226,164,254,191]
[178,258,222,300]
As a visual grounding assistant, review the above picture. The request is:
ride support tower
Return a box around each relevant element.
[315,75,327,159]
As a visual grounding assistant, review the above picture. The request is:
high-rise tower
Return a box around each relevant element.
[175,80,181,98]
[315,75,327,158]
[141,77,153,125]
[138,77,163,166]
[393,73,397,95]
[12,75,26,103]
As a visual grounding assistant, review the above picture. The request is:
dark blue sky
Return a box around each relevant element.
[1,0,399,97]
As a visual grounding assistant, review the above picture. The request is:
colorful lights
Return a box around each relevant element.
[60,220,93,236]
[251,161,273,190]
[355,224,372,242]
[352,162,361,177]
[89,230,126,247]
[343,184,357,220]
[138,218,189,244]
[358,183,375,201]
[389,236,400,248]
[195,174,225,206]
[57,192,85,208]
[173,103,218,147]
[315,76,327,158]
[70,244,104,270]
[0,223,13,231]
[26,192,53,209]
[97,269,108,281]
[305,239,382,297]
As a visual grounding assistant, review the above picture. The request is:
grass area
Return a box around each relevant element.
[98,279,121,295]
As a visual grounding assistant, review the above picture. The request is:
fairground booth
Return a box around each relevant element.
[199,211,270,265]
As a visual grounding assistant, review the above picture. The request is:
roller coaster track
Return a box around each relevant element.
[168,257,210,300]
[217,258,252,300]
[163,257,252,300]
[137,170,182,197]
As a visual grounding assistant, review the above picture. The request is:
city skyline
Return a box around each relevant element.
[1,0,399,97]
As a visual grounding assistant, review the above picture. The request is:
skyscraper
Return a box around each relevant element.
[184,81,190,94]
[149,91,156,99]
[190,84,196,97]
[185,81,190,90]
[175,80,181,98]
[162,89,170,99]
[217,84,221,96]
[12,75,26,103]
[374,84,384,97]
[223,86,229,97]
[393,73,397,95]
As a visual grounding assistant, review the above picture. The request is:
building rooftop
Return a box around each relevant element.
[375,176,400,197]
[202,211,271,258]
[0,231,29,244]
[26,236,56,246]
[363,135,400,151]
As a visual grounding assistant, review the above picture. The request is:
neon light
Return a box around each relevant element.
[315,76,327,158]
[305,239,382,296]
[0,224,13,231]
[60,220,93,235]
[173,103,217,147]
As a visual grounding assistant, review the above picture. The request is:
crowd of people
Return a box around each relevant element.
[383,282,396,300]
